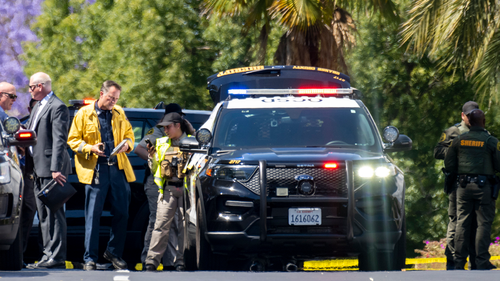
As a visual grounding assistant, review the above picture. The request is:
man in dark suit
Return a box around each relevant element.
[26,72,71,269]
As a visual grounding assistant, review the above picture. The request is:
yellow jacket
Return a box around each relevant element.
[67,101,136,184]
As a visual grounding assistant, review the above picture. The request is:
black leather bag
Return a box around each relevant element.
[36,179,77,212]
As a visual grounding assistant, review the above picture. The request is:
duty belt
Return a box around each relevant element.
[459,175,480,183]
[169,181,183,187]
[458,174,489,187]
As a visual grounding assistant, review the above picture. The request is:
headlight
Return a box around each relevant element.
[357,164,396,178]
[208,165,257,181]
[0,162,11,184]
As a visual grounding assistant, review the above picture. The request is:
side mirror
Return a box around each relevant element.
[385,134,412,152]
[179,136,207,153]
[9,130,37,147]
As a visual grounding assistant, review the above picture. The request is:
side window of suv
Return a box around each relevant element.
[129,120,146,150]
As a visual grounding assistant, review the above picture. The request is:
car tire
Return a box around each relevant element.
[195,198,227,270]
[0,224,23,271]
[183,199,197,270]
[196,198,213,270]
[358,217,406,271]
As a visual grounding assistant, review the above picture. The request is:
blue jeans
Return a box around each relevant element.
[83,164,130,263]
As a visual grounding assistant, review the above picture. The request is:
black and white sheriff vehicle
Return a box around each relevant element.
[180,65,412,271]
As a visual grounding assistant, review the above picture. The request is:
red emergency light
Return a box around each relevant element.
[83,98,95,105]
[18,132,33,139]
[298,89,337,94]
[298,88,352,96]
[324,162,339,169]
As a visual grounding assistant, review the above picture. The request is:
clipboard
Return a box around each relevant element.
[110,140,129,157]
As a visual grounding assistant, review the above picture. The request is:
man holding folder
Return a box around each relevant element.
[67,80,135,271]
[26,72,71,269]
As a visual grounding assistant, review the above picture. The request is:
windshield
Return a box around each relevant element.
[212,108,381,151]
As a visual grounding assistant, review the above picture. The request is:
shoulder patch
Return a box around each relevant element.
[439,133,446,142]
[146,128,154,136]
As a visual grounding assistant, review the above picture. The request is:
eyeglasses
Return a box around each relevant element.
[0,92,17,99]
[28,83,44,91]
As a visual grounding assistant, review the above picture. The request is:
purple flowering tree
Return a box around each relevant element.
[0,0,43,117]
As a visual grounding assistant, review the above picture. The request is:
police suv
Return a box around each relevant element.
[0,117,36,270]
[180,65,412,271]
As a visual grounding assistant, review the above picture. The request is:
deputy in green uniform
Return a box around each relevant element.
[434,101,478,270]
[135,103,194,270]
[144,112,191,271]
[444,109,499,270]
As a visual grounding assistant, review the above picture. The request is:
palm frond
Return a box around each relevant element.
[201,0,250,17]
[472,24,500,106]
[399,0,442,56]
[336,0,400,24]
[432,0,496,73]
[269,0,322,29]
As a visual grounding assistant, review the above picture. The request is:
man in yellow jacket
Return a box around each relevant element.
[67,80,135,271]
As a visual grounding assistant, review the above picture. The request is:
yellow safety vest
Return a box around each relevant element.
[153,134,190,193]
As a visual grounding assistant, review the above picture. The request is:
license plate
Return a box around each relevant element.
[288,208,321,226]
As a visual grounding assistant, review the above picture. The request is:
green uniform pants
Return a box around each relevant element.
[445,188,477,269]
[454,182,495,269]
[145,187,184,268]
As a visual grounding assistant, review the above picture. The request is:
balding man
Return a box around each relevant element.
[26,72,71,269]
[0,82,17,121]
[445,109,499,270]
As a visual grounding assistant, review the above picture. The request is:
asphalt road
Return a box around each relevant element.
[0,269,498,281]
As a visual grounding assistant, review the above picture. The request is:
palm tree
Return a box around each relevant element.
[400,0,500,103]
[202,0,400,73]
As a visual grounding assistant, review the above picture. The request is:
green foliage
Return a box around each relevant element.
[400,0,500,108]
[22,0,260,109]
[346,12,477,256]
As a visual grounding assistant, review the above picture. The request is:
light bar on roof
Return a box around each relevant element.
[228,88,353,96]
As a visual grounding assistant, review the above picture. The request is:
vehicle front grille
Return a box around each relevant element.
[237,167,347,197]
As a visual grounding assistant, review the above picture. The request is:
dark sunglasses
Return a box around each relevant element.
[0,92,17,99]
[28,83,44,91]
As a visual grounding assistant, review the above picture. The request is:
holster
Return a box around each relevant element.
[160,151,178,179]
[490,175,500,200]
[177,152,188,179]
[442,168,457,194]
[160,159,175,179]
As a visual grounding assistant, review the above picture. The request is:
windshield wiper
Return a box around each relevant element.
[214,150,235,155]
[305,145,346,148]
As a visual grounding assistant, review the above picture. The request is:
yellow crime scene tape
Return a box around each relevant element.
[35,256,500,270]
[303,256,500,271]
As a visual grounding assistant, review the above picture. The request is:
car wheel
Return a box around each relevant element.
[183,202,197,270]
[0,224,23,270]
[196,198,213,270]
[195,198,227,270]
[358,217,406,271]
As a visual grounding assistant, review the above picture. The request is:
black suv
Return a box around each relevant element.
[0,117,36,270]
[24,104,210,266]
[180,66,412,271]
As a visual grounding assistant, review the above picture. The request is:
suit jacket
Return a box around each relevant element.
[27,93,71,178]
